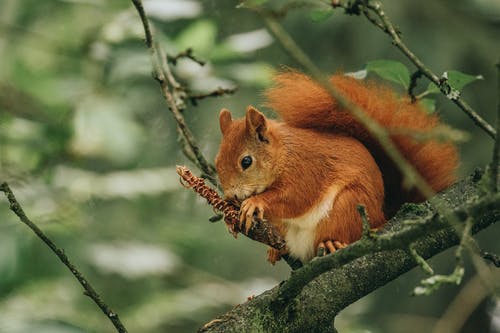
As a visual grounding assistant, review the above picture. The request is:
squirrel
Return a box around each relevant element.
[215,70,458,263]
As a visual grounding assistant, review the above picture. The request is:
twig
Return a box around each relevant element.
[189,87,237,106]
[335,0,496,139]
[409,244,434,275]
[431,274,491,333]
[408,70,423,103]
[386,126,470,144]
[130,0,217,184]
[482,251,500,267]
[168,48,206,66]
[412,217,474,296]
[0,182,128,333]
[356,205,373,239]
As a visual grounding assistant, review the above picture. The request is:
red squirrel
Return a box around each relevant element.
[215,71,458,263]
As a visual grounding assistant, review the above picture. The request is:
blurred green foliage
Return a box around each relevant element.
[0,0,499,332]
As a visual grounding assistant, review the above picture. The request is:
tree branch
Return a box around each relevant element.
[334,0,496,139]
[130,0,218,184]
[198,171,499,333]
[0,183,128,333]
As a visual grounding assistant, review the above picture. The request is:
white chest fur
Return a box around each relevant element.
[283,186,340,262]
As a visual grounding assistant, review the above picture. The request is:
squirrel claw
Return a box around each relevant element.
[239,197,266,234]
[317,240,347,257]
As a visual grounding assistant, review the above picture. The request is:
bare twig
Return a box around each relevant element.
[0,183,128,333]
[356,205,373,239]
[189,87,237,106]
[386,126,470,144]
[482,251,500,267]
[409,244,434,275]
[168,47,206,66]
[408,70,423,103]
[130,0,217,184]
[335,0,496,139]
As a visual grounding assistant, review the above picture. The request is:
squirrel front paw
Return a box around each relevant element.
[239,196,266,234]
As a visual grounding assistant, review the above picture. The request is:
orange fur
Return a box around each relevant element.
[215,71,458,262]
[265,71,458,214]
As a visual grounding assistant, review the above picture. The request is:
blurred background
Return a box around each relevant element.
[0,0,499,332]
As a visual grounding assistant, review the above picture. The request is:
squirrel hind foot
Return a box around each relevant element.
[267,247,282,265]
[316,240,348,257]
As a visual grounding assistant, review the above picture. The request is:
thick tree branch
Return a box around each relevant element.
[198,171,499,333]
[0,183,128,333]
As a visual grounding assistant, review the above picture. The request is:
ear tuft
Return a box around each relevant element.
[219,109,232,136]
[245,106,269,143]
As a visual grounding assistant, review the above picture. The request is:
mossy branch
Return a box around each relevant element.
[198,172,500,333]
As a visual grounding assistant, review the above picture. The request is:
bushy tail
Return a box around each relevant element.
[265,71,459,215]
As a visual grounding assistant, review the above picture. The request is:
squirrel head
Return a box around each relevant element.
[215,106,280,202]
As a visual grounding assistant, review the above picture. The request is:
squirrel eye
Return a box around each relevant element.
[240,156,253,170]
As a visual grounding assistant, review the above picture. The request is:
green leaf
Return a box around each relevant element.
[310,8,334,22]
[418,98,436,113]
[426,70,483,95]
[365,60,410,88]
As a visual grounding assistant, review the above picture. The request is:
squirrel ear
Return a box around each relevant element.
[245,106,269,143]
[219,108,233,136]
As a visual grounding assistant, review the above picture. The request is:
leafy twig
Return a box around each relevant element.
[334,0,496,139]
[0,183,128,333]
